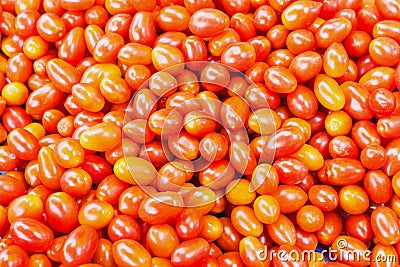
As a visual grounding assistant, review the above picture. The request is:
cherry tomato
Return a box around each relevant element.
[10,218,54,252]
[61,225,99,267]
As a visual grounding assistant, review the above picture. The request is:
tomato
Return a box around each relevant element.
[344,30,371,58]
[92,238,116,267]
[209,29,241,57]
[287,85,318,120]
[79,122,121,151]
[107,215,140,242]
[0,175,26,204]
[321,158,366,185]
[267,25,290,49]
[272,185,308,213]
[373,20,400,44]
[60,168,92,197]
[139,192,184,224]
[359,66,396,92]
[199,215,223,242]
[345,214,373,243]
[1,82,29,106]
[314,74,346,111]
[78,155,112,184]
[7,195,43,223]
[189,9,230,38]
[323,42,349,77]
[28,254,52,267]
[146,224,179,258]
[171,238,210,267]
[339,185,369,215]
[112,239,151,267]
[45,192,79,233]
[295,227,318,250]
[316,211,343,245]
[329,136,359,159]
[282,1,322,30]
[221,42,255,71]
[263,126,306,161]
[253,195,280,225]
[10,218,54,252]
[331,236,370,266]
[26,83,64,116]
[37,13,66,42]
[253,5,276,31]
[369,37,400,66]
[290,51,323,82]
[266,214,296,246]
[239,236,267,267]
[363,170,393,204]
[370,88,396,116]
[38,146,65,189]
[61,225,99,267]
[0,245,29,267]
[230,206,263,237]
[174,208,202,240]
[315,17,352,48]
[230,13,256,41]
[264,66,297,93]
[78,199,114,230]
[46,235,67,262]
[377,115,400,139]
[371,206,400,245]
[370,244,399,267]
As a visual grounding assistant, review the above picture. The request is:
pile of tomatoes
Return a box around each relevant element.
[1,0,400,266]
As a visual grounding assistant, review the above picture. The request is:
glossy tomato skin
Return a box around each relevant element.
[189,8,230,38]
[321,158,366,186]
[308,185,339,211]
[266,214,297,246]
[2,106,32,132]
[345,214,373,243]
[371,206,400,245]
[171,238,210,267]
[78,199,114,230]
[3,2,400,266]
[7,128,39,161]
[7,195,43,223]
[0,245,29,267]
[107,215,141,242]
[45,192,79,233]
[370,244,399,267]
[10,218,54,252]
[273,157,308,185]
[92,238,117,267]
[146,223,179,258]
[272,185,308,214]
[363,170,392,204]
[96,174,129,204]
[78,155,112,184]
[383,138,400,176]
[61,225,99,267]
[216,217,243,252]
[332,236,370,266]
[38,146,65,189]
[316,211,343,245]
[287,85,318,119]
[138,192,184,224]
[340,81,374,120]
[112,239,152,267]
[0,175,26,203]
